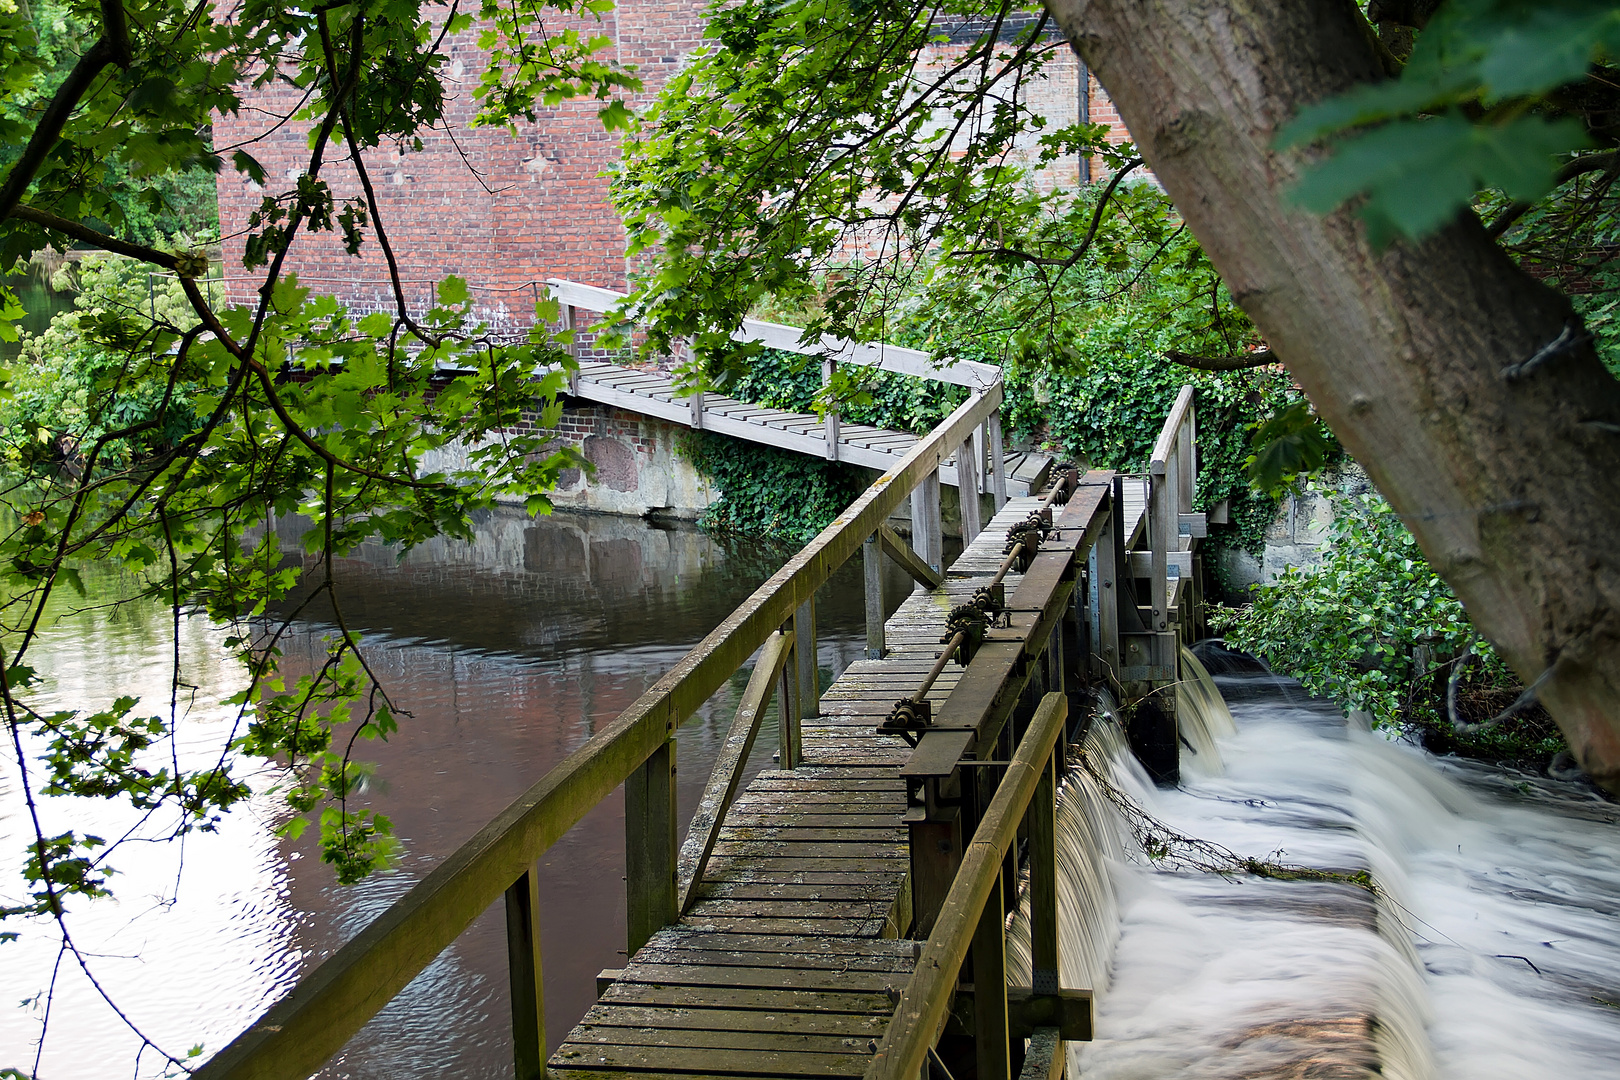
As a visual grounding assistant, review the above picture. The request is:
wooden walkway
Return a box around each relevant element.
[571,360,1052,498]
[548,278,1050,497]
[549,489,1147,1080]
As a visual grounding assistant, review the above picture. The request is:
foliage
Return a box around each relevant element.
[1281,1,1620,245]
[0,0,637,1069]
[723,347,967,434]
[612,0,1125,377]
[1220,488,1563,765]
[3,257,205,469]
[0,0,219,248]
[680,429,866,544]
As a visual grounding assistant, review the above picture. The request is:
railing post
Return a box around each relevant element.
[957,437,982,544]
[625,736,677,955]
[1028,751,1059,996]
[973,871,1011,1080]
[988,411,1008,510]
[1093,497,1119,684]
[797,595,822,731]
[505,866,545,1080]
[822,357,840,460]
[690,388,705,430]
[973,423,989,496]
[864,532,886,660]
[564,304,581,395]
[912,469,943,586]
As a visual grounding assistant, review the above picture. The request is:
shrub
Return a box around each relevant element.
[1220,488,1564,766]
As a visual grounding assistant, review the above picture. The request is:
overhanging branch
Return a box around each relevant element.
[1165,347,1277,372]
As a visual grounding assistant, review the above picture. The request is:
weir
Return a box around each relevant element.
[190,382,1212,1080]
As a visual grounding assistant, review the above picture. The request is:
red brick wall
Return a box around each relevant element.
[213,8,1135,325]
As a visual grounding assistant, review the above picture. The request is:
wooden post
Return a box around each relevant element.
[777,646,800,770]
[1150,462,1172,641]
[1179,404,1196,514]
[822,357,841,460]
[988,411,1008,510]
[564,304,580,395]
[505,867,545,1080]
[912,470,943,585]
[973,871,1011,1080]
[794,595,819,725]
[864,533,886,660]
[625,736,677,955]
[690,387,705,430]
[1094,496,1120,684]
[957,438,982,544]
[974,424,989,495]
[1028,752,1059,997]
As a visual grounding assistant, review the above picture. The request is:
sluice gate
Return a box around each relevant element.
[193,377,1209,1080]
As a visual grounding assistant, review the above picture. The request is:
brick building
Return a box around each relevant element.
[213,6,1133,328]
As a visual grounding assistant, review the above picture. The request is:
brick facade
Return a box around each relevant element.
[213,7,1135,328]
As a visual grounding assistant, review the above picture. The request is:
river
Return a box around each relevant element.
[0,508,924,1078]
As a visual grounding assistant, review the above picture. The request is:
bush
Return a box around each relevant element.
[679,428,867,545]
[1220,488,1564,766]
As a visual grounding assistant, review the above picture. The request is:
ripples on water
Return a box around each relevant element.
[0,509,917,1078]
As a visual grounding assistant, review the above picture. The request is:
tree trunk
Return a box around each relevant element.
[1046,0,1620,791]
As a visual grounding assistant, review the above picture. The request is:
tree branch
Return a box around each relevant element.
[1486,151,1620,239]
[0,41,118,221]
[9,205,182,271]
[1165,347,1277,371]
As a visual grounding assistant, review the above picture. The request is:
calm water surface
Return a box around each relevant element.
[0,508,922,1078]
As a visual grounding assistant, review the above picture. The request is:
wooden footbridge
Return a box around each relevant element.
[548,280,1055,502]
[196,366,1207,1080]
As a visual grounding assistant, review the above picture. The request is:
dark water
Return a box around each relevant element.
[0,508,925,1078]
[0,276,75,360]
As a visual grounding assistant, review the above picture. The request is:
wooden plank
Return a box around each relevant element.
[679,631,795,913]
[550,1041,870,1076]
[596,983,893,1013]
[678,915,886,936]
[877,523,943,589]
[616,963,900,993]
[631,945,914,971]
[642,931,915,956]
[565,1024,877,1055]
[578,1005,889,1038]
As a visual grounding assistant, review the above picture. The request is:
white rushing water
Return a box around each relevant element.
[1012,644,1620,1080]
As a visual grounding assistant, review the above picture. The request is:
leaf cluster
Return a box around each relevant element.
[1282,1,1620,244]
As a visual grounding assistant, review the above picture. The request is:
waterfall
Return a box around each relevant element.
[1007,644,1620,1079]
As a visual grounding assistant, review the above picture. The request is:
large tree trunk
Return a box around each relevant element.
[1045,0,1620,790]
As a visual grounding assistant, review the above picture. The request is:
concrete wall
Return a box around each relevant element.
[1214,465,1375,593]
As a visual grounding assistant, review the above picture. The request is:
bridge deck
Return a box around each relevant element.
[572,360,1053,497]
[548,495,1084,1080]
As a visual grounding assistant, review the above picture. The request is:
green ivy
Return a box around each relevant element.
[679,428,866,545]
[1220,488,1564,766]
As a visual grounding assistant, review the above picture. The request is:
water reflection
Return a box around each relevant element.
[1,507,921,1078]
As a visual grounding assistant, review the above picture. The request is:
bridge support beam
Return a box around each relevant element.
[912,470,943,586]
[957,436,982,544]
[505,866,545,1080]
[864,533,885,660]
[625,736,678,954]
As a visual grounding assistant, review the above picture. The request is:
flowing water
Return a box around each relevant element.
[1014,643,1620,1080]
[0,508,924,1079]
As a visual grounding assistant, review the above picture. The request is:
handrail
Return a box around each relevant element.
[195,382,1003,1080]
[546,278,1002,390]
[1149,383,1195,476]
[867,692,1070,1080]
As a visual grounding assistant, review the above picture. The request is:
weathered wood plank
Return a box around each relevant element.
[578,1004,890,1038]
[565,1024,878,1055]
[550,1043,870,1077]
[616,963,900,993]
[594,981,894,1012]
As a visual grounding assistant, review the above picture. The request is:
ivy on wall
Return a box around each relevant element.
[679,428,866,544]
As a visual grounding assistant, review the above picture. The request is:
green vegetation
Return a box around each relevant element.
[1220,489,1563,767]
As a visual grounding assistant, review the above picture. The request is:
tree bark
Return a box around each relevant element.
[1046,0,1620,791]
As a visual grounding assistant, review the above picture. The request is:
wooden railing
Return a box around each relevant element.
[869,693,1086,1080]
[194,380,1004,1080]
[548,279,1010,517]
